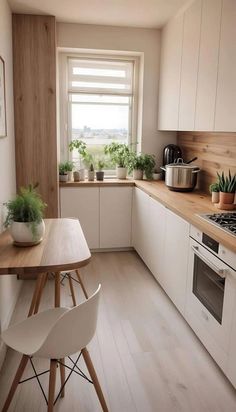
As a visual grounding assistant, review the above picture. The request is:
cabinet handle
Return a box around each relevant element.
[192,246,227,278]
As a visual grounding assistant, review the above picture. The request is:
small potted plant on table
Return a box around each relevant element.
[128,152,145,180]
[217,170,236,209]
[64,161,74,181]
[4,184,47,246]
[96,160,105,181]
[143,154,156,180]
[104,142,130,179]
[59,162,69,182]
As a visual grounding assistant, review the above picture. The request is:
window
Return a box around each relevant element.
[60,54,139,174]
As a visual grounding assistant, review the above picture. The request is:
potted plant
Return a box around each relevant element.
[59,162,69,182]
[217,170,236,207]
[128,152,145,180]
[209,182,220,203]
[69,139,87,181]
[88,163,95,181]
[104,142,130,179]
[143,154,156,180]
[96,160,105,181]
[4,184,46,246]
[64,160,74,181]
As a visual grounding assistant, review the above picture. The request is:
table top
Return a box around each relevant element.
[0,218,91,275]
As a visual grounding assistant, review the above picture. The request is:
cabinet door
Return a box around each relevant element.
[178,0,202,130]
[215,0,236,131]
[132,187,151,262]
[158,13,184,130]
[195,0,222,131]
[162,208,190,315]
[60,187,99,249]
[148,196,166,286]
[100,187,132,248]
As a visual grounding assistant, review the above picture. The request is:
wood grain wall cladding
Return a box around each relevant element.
[177,132,236,193]
[12,15,58,218]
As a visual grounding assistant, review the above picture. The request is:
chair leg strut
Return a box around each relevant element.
[75,270,89,299]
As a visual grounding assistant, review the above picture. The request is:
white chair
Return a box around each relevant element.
[1,285,108,412]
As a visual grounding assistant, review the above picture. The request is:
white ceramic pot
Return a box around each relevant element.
[10,220,45,245]
[133,169,143,180]
[88,170,95,181]
[67,171,73,181]
[116,167,127,179]
[59,174,68,182]
[79,169,85,181]
[153,172,162,181]
[211,192,219,203]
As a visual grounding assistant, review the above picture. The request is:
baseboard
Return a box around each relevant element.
[91,247,134,253]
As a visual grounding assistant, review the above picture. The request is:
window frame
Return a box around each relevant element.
[59,51,141,170]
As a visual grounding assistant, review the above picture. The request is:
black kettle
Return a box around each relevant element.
[162,144,182,179]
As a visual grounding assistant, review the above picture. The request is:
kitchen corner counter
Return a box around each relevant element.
[60,179,236,253]
[135,180,236,253]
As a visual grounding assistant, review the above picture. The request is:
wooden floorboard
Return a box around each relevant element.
[0,251,236,411]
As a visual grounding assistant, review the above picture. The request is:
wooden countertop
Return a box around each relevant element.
[60,180,236,253]
[0,218,91,275]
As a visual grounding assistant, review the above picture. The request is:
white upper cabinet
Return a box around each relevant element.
[214,0,236,132]
[158,13,184,130]
[179,0,202,131]
[195,0,222,131]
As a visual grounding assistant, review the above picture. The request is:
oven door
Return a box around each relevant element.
[186,238,236,355]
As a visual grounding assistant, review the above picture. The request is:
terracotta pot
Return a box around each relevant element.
[116,167,127,179]
[133,169,143,180]
[10,220,45,245]
[211,192,219,203]
[219,192,235,204]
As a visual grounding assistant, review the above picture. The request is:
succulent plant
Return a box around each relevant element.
[217,170,236,193]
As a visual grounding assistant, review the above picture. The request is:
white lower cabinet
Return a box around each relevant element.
[162,208,190,315]
[132,187,189,314]
[100,187,132,248]
[60,186,132,249]
[60,187,100,249]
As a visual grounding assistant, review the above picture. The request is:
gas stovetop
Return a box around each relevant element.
[199,212,236,237]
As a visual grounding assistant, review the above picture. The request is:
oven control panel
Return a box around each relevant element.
[190,225,236,271]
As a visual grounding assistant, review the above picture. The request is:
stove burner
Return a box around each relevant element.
[199,212,236,237]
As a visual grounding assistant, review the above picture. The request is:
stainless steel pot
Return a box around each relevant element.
[160,158,200,192]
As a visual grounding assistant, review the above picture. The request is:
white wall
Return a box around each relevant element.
[0,0,22,368]
[57,23,176,167]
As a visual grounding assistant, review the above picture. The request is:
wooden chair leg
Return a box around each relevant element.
[75,270,89,299]
[68,274,77,306]
[34,273,48,314]
[28,273,45,317]
[2,355,29,412]
[59,358,65,398]
[48,360,57,412]
[82,348,109,412]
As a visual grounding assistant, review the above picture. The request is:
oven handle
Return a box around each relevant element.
[192,246,227,278]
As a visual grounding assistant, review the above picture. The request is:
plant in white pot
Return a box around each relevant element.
[64,160,74,181]
[4,184,47,246]
[59,162,69,182]
[104,142,130,179]
[128,152,145,180]
[69,139,87,181]
[143,154,156,180]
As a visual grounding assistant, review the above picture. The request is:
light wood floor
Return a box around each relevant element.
[0,251,236,412]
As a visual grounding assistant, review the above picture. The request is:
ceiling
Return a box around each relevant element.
[9,0,188,29]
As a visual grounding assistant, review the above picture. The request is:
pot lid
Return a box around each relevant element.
[166,158,199,169]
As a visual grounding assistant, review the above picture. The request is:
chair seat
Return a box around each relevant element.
[2,308,69,356]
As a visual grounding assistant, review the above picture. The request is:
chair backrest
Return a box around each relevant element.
[34,285,101,359]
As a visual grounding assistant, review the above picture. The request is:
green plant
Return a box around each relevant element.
[89,163,94,172]
[127,152,146,173]
[217,170,236,193]
[209,182,219,193]
[59,162,68,175]
[104,142,130,168]
[69,139,87,157]
[143,154,156,180]
[97,160,105,171]
[64,160,74,172]
[4,184,46,238]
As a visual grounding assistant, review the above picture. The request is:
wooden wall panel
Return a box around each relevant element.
[12,15,58,217]
[177,132,236,192]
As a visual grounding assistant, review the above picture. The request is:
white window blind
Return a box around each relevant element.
[68,58,133,95]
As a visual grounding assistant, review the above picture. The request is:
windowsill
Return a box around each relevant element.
[59,178,135,187]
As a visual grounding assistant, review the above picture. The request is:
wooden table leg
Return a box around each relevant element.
[34,273,48,314]
[28,273,45,317]
[54,272,61,308]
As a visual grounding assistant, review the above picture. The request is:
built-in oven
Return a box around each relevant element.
[185,226,236,369]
